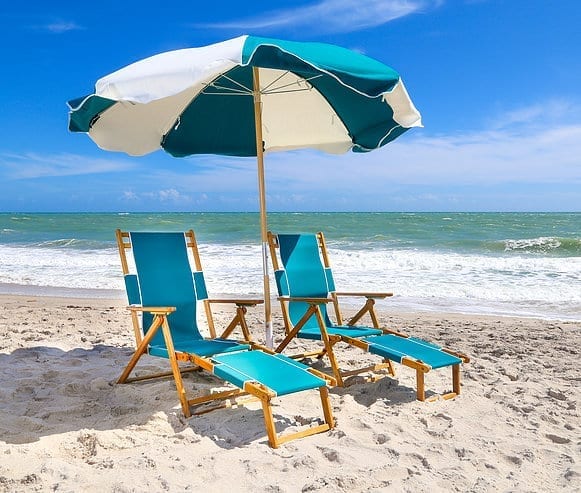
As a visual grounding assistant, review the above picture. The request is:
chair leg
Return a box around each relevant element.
[275,308,311,353]
[386,359,396,376]
[260,397,279,448]
[262,391,335,448]
[117,314,192,417]
[249,381,334,449]
[219,306,252,341]
[441,364,463,400]
[452,364,461,396]
[325,342,343,387]
[416,368,426,401]
[314,309,344,387]
[237,306,252,341]
[320,386,334,429]
[414,363,464,402]
[160,317,191,417]
[347,298,378,327]
[118,315,164,384]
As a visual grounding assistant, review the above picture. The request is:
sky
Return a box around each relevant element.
[1,0,580,213]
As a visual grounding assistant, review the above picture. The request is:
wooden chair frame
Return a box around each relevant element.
[268,231,470,401]
[115,229,334,448]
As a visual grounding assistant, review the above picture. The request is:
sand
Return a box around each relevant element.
[0,294,579,492]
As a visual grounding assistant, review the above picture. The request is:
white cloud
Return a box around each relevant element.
[123,188,192,205]
[122,191,139,201]
[158,188,187,202]
[0,152,135,179]
[148,157,259,192]
[43,21,84,33]
[490,100,580,131]
[194,0,433,34]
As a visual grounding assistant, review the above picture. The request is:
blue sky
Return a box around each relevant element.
[1,0,580,212]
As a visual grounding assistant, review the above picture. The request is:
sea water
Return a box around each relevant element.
[0,212,579,320]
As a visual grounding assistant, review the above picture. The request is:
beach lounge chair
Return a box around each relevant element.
[267,231,470,401]
[115,229,334,448]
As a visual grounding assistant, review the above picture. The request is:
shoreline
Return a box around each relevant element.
[1,284,579,323]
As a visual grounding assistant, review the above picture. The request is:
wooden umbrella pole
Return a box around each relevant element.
[253,67,273,348]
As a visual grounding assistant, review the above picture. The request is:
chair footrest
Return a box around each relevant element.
[363,334,463,369]
[212,351,327,396]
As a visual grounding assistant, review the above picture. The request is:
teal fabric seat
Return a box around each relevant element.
[148,338,251,359]
[116,230,334,447]
[298,325,383,340]
[363,335,462,369]
[269,232,469,401]
[213,351,329,396]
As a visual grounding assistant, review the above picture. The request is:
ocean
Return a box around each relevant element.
[0,212,579,321]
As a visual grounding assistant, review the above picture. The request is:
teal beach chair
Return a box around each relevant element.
[115,229,334,448]
[268,231,470,401]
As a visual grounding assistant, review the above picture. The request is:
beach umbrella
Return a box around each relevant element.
[67,35,422,347]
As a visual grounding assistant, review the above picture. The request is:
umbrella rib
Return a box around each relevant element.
[221,74,253,93]
[201,74,253,95]
[201,90,252,96]
[261,74,324,95]
[201,84,251,95]
[262,88,316,95]
[260,70,290,92]
[201,72,324,96]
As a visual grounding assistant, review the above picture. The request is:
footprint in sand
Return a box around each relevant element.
[317,446,340,462]
[546,433,571,444]
[420,413,453,436]
[62,381,91,396]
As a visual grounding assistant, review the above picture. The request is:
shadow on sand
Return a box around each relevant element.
[0,345,341,449]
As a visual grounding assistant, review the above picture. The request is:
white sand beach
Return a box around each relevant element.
[0,294,579,492]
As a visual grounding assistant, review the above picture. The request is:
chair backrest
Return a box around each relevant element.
[271,233,337,329]
[117,230,209,348]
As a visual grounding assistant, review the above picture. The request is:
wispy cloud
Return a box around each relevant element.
[0,152,134,179]
[143,188,192,203]
[48,21,82,33]
[489,100,580,131]
[121,188,211,206]
[36,20,84,34]
[194,0,434,34]
[258,106,581,192]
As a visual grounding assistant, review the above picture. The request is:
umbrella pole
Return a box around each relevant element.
[253,67,273,349]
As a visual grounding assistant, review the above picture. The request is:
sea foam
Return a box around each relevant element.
[1,242,579,321]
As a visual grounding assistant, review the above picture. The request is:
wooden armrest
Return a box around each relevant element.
[127,305,176,314]
[278,296,332,304]
[207,298,264,306]
[335,292,393,299]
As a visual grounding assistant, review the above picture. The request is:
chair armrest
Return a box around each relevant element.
[277,296,332,304]
[127,305,176,315]
[335,292,393,299]
[207,298,264,306]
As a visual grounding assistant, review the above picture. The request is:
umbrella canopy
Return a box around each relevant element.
[68,34,422,346]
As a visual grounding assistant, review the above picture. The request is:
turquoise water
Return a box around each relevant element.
[0,212,579,319]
